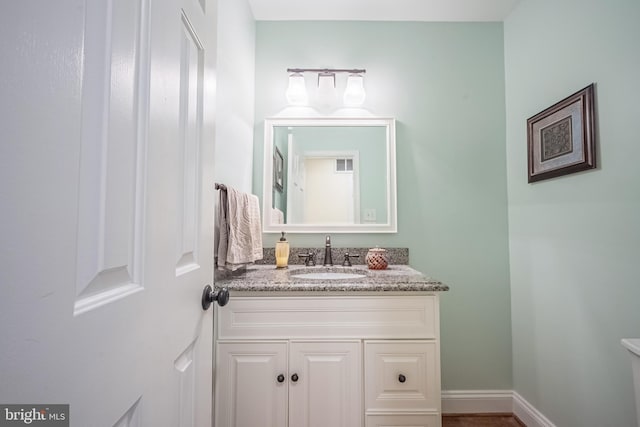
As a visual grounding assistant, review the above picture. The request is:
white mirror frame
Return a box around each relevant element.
[262,117,397,233]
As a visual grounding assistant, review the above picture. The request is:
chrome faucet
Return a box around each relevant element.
[323,235,333,266]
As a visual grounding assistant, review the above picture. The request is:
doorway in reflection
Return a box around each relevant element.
[272,125,385,225]
[295,152,359,224]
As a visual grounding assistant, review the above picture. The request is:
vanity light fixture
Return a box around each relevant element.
[286,68,366,107]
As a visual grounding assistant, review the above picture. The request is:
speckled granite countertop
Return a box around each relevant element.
[215,264,449,293]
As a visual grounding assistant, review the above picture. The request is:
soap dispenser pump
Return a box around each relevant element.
[275,232,290,269]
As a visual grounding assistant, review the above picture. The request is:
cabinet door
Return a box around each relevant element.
[216,341,288,427]
[365,341,440,412]
[289,341,363,427]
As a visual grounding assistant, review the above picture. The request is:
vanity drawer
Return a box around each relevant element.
[364,341,440,412]
[366,414,441,427]
[218,295,438,340]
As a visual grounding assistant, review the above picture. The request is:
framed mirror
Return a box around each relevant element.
[262,117,397,233]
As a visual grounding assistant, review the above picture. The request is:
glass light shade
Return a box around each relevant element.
[285,73,308,105]
[343,74,366,106]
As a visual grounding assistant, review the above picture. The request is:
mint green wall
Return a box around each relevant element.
[504,1,640,425]
[253,22,512,390]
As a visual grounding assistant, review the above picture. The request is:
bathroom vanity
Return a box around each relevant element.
[213,265,448,427]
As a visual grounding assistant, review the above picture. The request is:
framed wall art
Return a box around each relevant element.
[527,84,596,183]
[273,147,284,192]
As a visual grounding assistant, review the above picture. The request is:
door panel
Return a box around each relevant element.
[74,0,149,316]
[175,10,205,275]
[114,400,142,427]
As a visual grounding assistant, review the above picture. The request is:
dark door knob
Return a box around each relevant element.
[398,374,406,383]
[277,374,285,383]
[201,285,229,310]
[291,373,299,382]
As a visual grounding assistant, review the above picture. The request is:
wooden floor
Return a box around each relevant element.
[442,414,525,427]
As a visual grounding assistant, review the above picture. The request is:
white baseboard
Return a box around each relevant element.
[442,390,557,427]
[442,390,513,414]
[512,391,557,427]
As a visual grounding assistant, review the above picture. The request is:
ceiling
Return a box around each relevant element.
[247,0,521,22]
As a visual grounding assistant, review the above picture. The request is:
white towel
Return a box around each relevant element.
[216,187,263,270]
[272,207,285,225]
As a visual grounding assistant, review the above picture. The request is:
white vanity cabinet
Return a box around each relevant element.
[214,294,442,427]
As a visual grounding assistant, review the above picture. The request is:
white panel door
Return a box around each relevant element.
[0,0,217,424]
[303,158,354,223]
[289,341,362,427]
[215,342,288,427]
[146,0,217,424]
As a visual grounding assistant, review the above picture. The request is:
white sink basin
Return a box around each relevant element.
[291,271,367,280]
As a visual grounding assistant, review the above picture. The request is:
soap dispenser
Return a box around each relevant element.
[275,232,290,268]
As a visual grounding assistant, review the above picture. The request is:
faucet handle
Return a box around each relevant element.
[342,252,360,267]
[298,251,316,266]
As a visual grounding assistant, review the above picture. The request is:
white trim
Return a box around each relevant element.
[441,390,557,427]
[513,392,557,427]
[442,390,513,414]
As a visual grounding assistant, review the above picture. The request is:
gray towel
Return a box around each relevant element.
[214,187,229,269]
[216,187,263,270]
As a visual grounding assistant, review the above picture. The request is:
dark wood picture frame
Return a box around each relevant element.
[273,147,284,192]
[527,84,596,183]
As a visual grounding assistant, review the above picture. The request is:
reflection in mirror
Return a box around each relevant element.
[263,118,396,233]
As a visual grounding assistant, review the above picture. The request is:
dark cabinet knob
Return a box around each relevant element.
[398,374,406,383]
[291,373,299,382]
[277,374,285,383]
